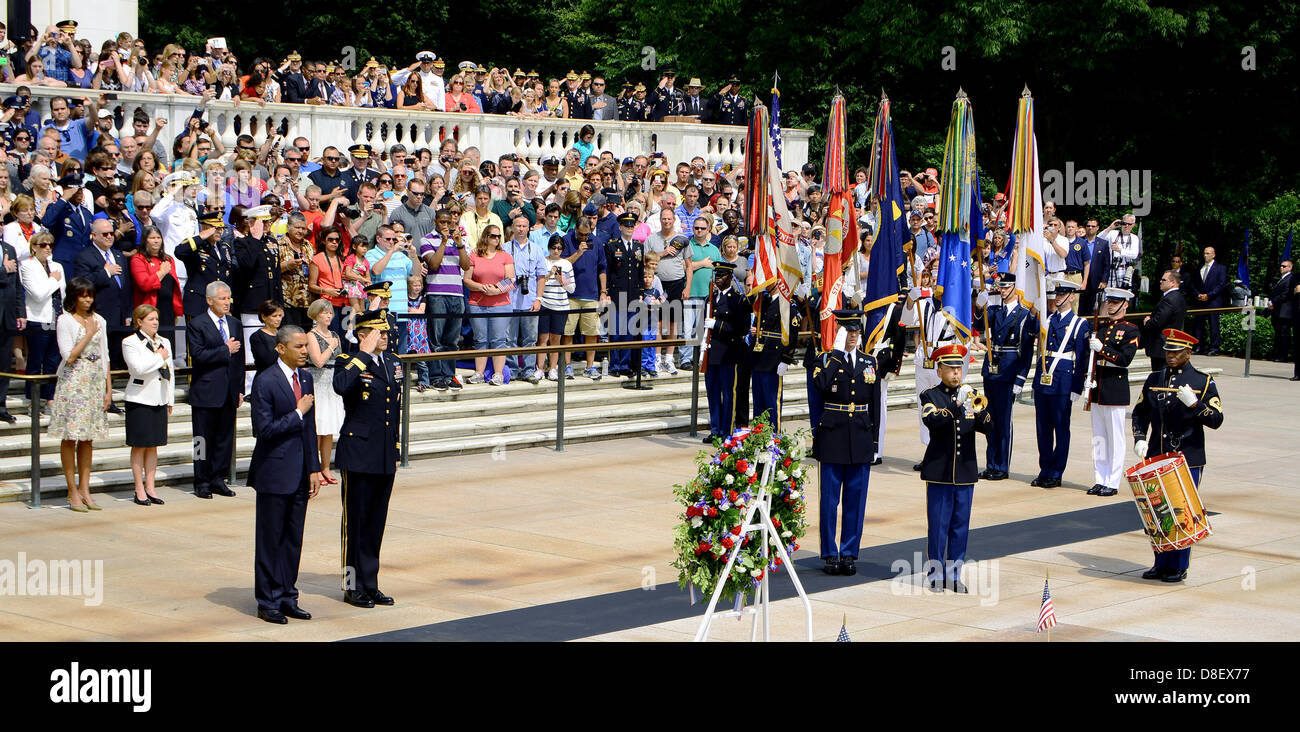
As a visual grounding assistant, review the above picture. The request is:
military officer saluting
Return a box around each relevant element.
[340,143,379,205]
[919,344,995,592]
[563,70,593,120]
[620,83,651,122]
[701,261,751,442]
[175,209,237,318]
[1029,277,1091,488]
[749,282,798,432]
[1084,287,1141,496]
[710,77,749,126]
[333,309,403,608]
[1132,328,1223,583]
[814,310,881,577]
[648,68,684,121]
[975,274,1034,481]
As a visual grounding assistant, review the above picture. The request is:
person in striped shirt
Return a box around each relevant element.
[536,234,575,380]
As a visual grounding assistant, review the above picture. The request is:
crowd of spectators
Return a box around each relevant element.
[0,21,749,124]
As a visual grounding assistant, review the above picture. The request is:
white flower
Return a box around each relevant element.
[690,516,703,528]
[734,495,745,506]
[745,464,756,477]
[751,569,763,578]
[775,470,788,482]
[756,451,770,464]
[789,490,802,500]
[782,530,793,539]
[724,474,735,485]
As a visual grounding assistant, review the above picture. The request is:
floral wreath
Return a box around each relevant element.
[672,414,810,605]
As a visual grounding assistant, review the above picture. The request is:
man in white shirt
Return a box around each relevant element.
[1099,213,1140,289]
[1042,218,1068,276]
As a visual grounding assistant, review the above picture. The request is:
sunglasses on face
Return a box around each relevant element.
[324,236,340,242]
[487,233,501,239]
[323,156,340,162]
[378,178,392,184]
[548,244,563,250]
[296,146,310,153]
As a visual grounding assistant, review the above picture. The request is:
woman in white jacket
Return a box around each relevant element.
[18,232,65,407]
[122,304,174,506]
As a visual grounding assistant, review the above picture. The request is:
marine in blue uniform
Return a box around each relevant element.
[813,310,879,576]
[701,261,750,442]
[333,309,402,608]
[1029,278,1091,487]
[919,344,995,592]
[975,275,1034,480]
[1132,328,1223,582]
[750,285,798,433]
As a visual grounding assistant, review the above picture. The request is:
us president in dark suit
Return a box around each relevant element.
[187,280,245,499]
[1141,269,1187,372]
[74,218,134,374]
[249,325,321,624]
[333,309,401,608]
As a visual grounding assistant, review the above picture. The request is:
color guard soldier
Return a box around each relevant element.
[701,261,750,442]
[919,344,995,592]
[1132,328,1223,582]
[814,310,879,576]
[340,143,379,205]
[749,283,798,433]
[334,309,402,608]
[1029,277,1091,488]
[975,274,1034,481]
[866,288,908,465]
[1085,287,1141,496]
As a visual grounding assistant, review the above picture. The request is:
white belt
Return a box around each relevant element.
[1053,352,1076,361]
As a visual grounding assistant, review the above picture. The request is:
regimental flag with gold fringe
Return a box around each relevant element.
[935,90,984,343]
[746,100,802,343]
[820,92,857,346]
[863,93,907,350]
[1007,88,1048,350]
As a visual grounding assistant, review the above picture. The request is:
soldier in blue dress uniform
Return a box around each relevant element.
[604,212,644,376]
[1132,328,1223,582]
[709,77,749,126]
[701,261,750,442]
[813,310,879,576]
[975,274,1034,480]
[619,84,651,122]
[340,143,379,205]
[1029,277,1092,488]
[749,284,798,433]
[919,343,995,592]
[333,309,402,608]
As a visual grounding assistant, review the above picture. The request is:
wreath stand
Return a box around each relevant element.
[693,458,814,642]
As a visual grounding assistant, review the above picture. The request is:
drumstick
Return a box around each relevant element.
[1148,386,1183,392]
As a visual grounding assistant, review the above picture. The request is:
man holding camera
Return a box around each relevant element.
[29,24,80,84]
[491,172,536,228]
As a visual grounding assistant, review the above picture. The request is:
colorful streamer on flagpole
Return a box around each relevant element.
[820,92,852,346]
[862,93,908,351]
[1007,87,1049,353]
[934,90,982,342]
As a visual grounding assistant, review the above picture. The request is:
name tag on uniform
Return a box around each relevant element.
[1040,373,1053,386]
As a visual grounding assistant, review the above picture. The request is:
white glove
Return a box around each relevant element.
[1085,380,1097,390]
[956,384,973,404]
[908,286,922,301]
[703,317,716,330]
[1176,383,1197,406]
[1011,384,1023,396]
[1088,336,1103,353]
[975,290,989,307]
[1070,392,1081,403]
[1134,439,1148,460]
[776,363,788,376]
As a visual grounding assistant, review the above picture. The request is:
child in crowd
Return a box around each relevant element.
[343,236,373,315]
[640,263,664,376]
[406,273,432,391]
[536,234,575,381]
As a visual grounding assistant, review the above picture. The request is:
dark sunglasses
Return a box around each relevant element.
[323,156,341,162]
[324,236,341,242]
[548,244,563,250]
[296,146,310,152]
[487,233,501,239]
[378,178,392,184]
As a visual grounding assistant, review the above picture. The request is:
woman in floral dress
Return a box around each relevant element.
[48,278,111,512]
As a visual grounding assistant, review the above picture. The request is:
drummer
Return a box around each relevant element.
[1131,328,1224,583]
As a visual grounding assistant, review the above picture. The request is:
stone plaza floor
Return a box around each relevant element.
[1,355,1296,642]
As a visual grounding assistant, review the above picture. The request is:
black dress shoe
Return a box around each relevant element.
[702,434,716,444]
[823,558,841,576]
[194,490,213,499]
[1161,570,1187,583]
[132,495,151,506]
[1030,476,1045,487]
[1141,566,1164,580]
[912,462,922,471]
[1087,484,1104,495]
[986,470,1009,481]
[1096,486,1118,497]
[871,457,883,466]
[1043,478,1061,488]
[951,580,969,594]
[978,469,993,480]
[927,576,944,592]
[1290,376,1300,381]
[210,485,237,497]
[370,590,395,606]
[840,558,857,576]
[106,403,124,414]
[281,603,312,620]
[343,590,375,608]
[148,496,165,505]
[257,608,288,624]
[0,411,15,424]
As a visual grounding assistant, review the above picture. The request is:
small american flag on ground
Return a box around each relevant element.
[1037,579,1057,632]
[836,613,851,642]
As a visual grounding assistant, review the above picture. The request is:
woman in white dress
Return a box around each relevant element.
[306,299,344,484]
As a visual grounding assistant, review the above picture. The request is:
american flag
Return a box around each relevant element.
[836,616,851,643]
[770,72,782,170]
[1037,579,1057,632]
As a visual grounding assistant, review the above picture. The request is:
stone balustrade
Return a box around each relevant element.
[2,85,812,170]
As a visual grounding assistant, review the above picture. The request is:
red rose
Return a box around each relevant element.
[712,488,724,500]
[731,525,742,536]
[754,570,764,581]
[772,518,781,527]
[776,557,784,565]
[782,458,792,467]
[728,490,739,502]
[721,537,734,549]
[793,543,800,551]
[735,459,749,473]
[720,453,730,462]
[748,475,757,484]
[741,536,749,546]
[708,507,718,517]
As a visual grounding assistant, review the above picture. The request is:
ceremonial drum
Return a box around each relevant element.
[1125,452,1213,552]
